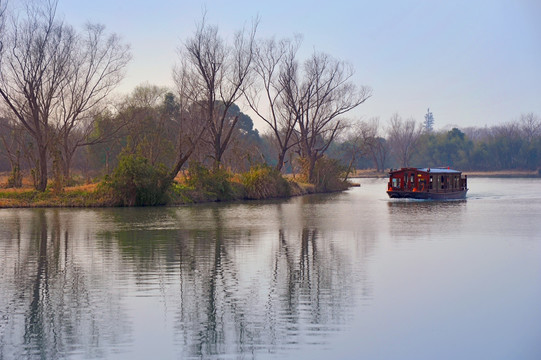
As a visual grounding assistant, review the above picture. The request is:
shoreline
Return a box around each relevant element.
[0,179,343,209]
[463,170,540,177]
[2,170,540,209]
[350,169,541,178]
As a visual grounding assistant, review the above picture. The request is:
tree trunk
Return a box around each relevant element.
[275,149,288,172]
[37,145,48,192]
[213,139,223,171]
[344,154,356,181]
[167,152,192,185]
[8,164,23,188]
[63,150,73,182]
[371,154,380,173]
[308,155,317,184]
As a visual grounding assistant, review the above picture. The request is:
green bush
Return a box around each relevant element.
[185,161,234,201]
[107,154,169,206]
[241,164,290,199]
[311,156,349,192]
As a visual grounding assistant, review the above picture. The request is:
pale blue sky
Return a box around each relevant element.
[54,0,540,131]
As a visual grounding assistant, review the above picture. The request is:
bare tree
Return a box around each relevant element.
[55,23,131,181]
[387,113,422,167]
[0,114,24,186]
[245,36,301,171]
[0,0,7,55]
[0,0,130,190]
[0,0,74,191]
[462,126,492,143]
[519,112,541,143]
[176,16,257,170]
[337,124,364,180]
[493,121,521,138]
[168,62,210,181]
[118,85,175,166]
[282,51,371,182]
[359,117,388,172]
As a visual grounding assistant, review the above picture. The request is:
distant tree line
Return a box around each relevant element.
[330,112,541,173]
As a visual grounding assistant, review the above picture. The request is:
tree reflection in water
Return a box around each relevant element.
[168,204,365,358]
[1,209,130,359]
[0,200,373,359]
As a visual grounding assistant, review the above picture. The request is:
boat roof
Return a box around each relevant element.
[418,167,462,174]
[390,167,462,174]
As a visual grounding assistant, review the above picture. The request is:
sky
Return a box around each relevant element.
[46,0,541,131]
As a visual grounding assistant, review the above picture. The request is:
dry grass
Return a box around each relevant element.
[0,172,35,188]
[64,183,99,192]
[0,186,31,194]
[0,173,109,208]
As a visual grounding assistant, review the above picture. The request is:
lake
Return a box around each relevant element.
[1,177,540,359]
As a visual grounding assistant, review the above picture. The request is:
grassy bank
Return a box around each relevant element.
[0,184,112,208]
[0,170,341,208]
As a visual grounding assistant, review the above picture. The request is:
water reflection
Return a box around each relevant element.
[0,209,130,359]
[386,200,467,240]
[2,179,541,359]
[0,198,373,359]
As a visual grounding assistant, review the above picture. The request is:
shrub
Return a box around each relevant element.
[107,154,169,206]
[314,156,350,192]
[185,161,234,201]
[241,164,290,199]
[299,156,349,192]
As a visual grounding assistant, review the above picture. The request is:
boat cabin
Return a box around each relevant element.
[387,167,468,199]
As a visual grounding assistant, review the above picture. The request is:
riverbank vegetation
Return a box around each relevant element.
[1,1,540,208]
[0,1,363,207]
[0,160,338,208]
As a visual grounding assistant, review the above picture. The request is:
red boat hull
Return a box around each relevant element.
[387,189,467,200]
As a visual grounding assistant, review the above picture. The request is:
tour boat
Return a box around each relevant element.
[387,167,468,200]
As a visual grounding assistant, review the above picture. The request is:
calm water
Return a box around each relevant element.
[1,178,540,360]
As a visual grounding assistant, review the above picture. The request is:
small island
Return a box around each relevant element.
[0,160,351,208]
